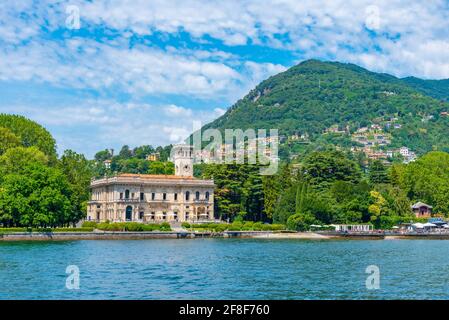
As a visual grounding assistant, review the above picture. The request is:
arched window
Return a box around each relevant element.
[195,191,200,200]
[205,192,210,201]
[185,191,190,201]
[125,190,130,199]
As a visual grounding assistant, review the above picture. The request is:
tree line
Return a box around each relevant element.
[0,114,91,228]
[198,149,449,230]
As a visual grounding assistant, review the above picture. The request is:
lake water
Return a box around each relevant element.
[1,239,449,299]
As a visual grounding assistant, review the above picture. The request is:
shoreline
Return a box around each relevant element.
[0,230,335,241]
[3,230,449,241]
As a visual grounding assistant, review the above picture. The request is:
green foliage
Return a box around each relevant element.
[82,221,98,228]
[189,221,285,231]
[91,145,174,177]
[57,150,92,223]
[369,160,390,184]
[287,213,317,231]
[201,163,264,221]
[94,149,113,162]
[395,151,449,214]
[0,127,20,155]
[0,114,57,159]
[181,222,191,228]
[201,60,449,158]
[0,146,48,177]
[301,150,362,188]
[0,227,94,233]
[53,227,94,232]
[0,116,90,228]
[0,163,73,227]
[95,222,172,232]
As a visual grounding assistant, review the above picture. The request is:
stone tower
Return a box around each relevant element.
[172,144,193,177]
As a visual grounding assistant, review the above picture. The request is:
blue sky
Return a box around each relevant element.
[1,0,449,158]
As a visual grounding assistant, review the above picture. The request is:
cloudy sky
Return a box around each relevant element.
[1,0,449,158]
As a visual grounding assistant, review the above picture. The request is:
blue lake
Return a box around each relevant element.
[1,239,449,299]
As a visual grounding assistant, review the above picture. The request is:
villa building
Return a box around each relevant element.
[412,202,432,218]
[87,144,215,223]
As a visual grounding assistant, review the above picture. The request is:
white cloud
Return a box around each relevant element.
[164,105,193,117]
[2,0,449,157]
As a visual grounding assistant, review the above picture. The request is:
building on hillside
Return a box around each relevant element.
[146,152,160,161]
[87,144,215,223]
[411,202,432,218]
[399,147,409,157]
[103,159,111,169]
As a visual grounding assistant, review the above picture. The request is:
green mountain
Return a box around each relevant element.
[201,60,449,156]
[402,77,449,101]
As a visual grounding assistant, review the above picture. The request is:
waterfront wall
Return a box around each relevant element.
[0,231,273,241]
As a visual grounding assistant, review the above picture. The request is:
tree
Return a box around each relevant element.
[133,145,155,159]
[397,151,449,214]
[0,146,48,178]
[0,127,20,155]
[287,212,316,231]
[58,150,92,223]
[94,149,112,162]
[0,114,57,159]
[302,150,362,188]
[368,160,390,184]
[119,145,133,159]
[0,163,73,227]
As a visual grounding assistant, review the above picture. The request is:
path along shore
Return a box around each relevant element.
[2,230,449,241]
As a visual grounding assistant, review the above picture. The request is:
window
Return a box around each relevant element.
[195,191,200,200]
[162,212,167,220]
[125,190,130,199]
[139,212,144,220]
[151,193,155,200]
[185,191,190,201]
[163,193,167,200]
[120,192,123,199]
[205,192,210,201]
[174,193,178,201]
[131,192,135,199]
[140,192,144,201]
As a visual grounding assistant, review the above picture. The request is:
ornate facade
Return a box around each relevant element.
[87,145,215,223]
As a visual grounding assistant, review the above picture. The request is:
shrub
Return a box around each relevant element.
[287,213,316,231]
[252,222,263,230]
[160,222,171,231]
[124,222,144,231]
[82,221,98,228]
[53,227,94,232]
[181,222,191,229]
[0,228,27,233]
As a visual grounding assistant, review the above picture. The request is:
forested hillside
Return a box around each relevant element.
[201,60,449,156]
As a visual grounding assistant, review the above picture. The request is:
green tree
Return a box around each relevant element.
[58,150,92,223]
[0,163,73,227]
[0,127,21,155]
[0,146,48,178]
[0,114,57,159]
[94,149,112,162]
[119,145,133,159]
[302,150,361,188]
[369,160,390,184]
[397,151,449,214]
